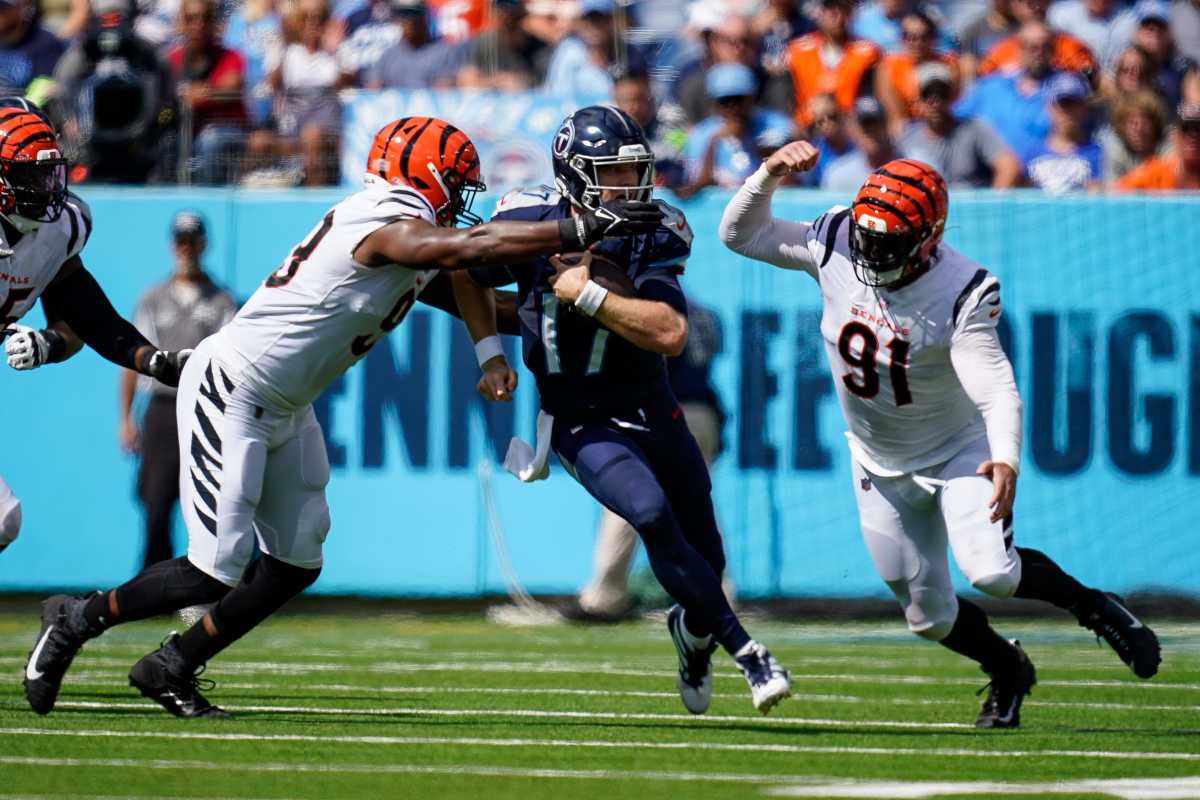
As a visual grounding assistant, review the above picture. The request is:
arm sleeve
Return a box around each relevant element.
[718,165,819,276]
[949,277,1022,472]
[41,265,156,372]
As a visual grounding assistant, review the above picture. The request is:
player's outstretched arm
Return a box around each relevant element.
[4,319,83,371]
[451,270,517,402]
[415,272,521,335]
[38,256,189,386]
[356,199,664,271]
[719,141,821,274]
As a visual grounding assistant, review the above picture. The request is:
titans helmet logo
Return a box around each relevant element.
[552,119,575,160]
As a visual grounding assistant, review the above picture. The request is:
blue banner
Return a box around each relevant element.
[1,187,1197,597]
[340,90,605,194]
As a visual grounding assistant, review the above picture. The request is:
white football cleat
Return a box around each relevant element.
[734,641,791,715]
[666,604,717,714]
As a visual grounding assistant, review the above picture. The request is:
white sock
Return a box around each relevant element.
[734,640,760,659]
[679,609,713,650]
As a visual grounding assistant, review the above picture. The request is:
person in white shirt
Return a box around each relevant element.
[719,141,1161,728]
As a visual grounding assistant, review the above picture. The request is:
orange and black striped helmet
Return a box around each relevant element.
[0,107,67,224]
[366,116,485,227]
[848,158,948,288]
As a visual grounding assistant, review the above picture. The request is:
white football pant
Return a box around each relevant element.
[178,335,332,587]
[852,435,1022,642]
[578,402,736,615]
[0,475,21,552]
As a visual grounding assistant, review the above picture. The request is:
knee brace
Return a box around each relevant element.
[0,491,20,551]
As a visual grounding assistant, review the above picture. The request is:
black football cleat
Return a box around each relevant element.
[24,594,99,715]
[975,641,1037,729]
[128,634,230,719]
[1078,591,1161,679]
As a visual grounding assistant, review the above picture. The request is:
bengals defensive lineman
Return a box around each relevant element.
[720,142,1161,728]
[0,102,186,555]
[23,116,663,719]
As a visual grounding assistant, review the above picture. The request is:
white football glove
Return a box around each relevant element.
[4,324,51,371]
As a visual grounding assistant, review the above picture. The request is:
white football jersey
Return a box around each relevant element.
[0,192,92,326]
[216,183,438,411]
[803,205,1004,475]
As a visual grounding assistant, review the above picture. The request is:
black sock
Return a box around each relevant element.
[84,556,230,630]
[1013,547,1093,614]
[177,555,320,667]
[939,597,1020,675]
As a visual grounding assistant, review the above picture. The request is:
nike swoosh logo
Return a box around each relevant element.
[1111,600,1144,630]
[26,626,53,681]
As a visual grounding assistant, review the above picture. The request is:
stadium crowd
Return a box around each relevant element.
[3,0,1198,190]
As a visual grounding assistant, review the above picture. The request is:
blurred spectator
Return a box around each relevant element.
[955,21,1058,153]
[785,0,881,128]
[1116,100,1200,187]
[852,0,955,53]
[960,0,1018,81]
[40,0,89,40]
[1102,42,1159,98]
[1172,0,1200,64]
[754,0,811,115]
[1048,0,1136,69]
[255,0,345,185]
[223,0,283,127]
[456,0,551,89]
[822,95,897,190]
[338,0,404,83]
[798,91,855,186]
[543,0,642,97]
[1129,0,1200,110]
[682,62,794,191]
[674,10,762,124]
[1020,71,1102,192]
[119,211,236,570]
[53,0,175,183]
[611,66,687,188]
[978,0,1098,78]
[875,9,959,136]
[366,0,462,88]
[1099,87,1168,181]
[898,61,1021,186]
[0,0,65,98]
[169,0,248,184]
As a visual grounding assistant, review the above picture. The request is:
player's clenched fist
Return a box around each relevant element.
[547,253,590,305]
[478,356,517,402]
[764,140,820,177]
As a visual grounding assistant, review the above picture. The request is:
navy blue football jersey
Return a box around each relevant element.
[470,187,692,417]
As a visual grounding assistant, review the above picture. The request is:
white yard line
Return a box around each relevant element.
[765,777,1200,799]
[1,727,1198,763]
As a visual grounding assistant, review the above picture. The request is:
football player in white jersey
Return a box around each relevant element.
[0,101,188,556]
[22,115,665,718]
[719,142,1161,728]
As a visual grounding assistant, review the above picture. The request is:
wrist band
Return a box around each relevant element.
[474,335,504,367]
[574,280,609,317]
[42,329,67,363]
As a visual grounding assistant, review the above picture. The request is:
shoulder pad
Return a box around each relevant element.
[61,192,93,260]
[952,266,1001,329]
[493,186,563,220]
[654,200,693,247]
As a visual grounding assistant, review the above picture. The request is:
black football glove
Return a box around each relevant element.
[560,200,665,250]
[142,348,192,388]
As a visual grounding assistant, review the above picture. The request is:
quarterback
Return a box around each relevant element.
[23,115,663,718]
[720,141,1161,728]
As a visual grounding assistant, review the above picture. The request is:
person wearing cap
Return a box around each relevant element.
[1020,70,1103,193]
[1047,0,1137,70]
[682,62,796,191]
[543,0,646,97]
[955,21,1063,154]
[1130,0,1200,110]
[898,61,1021,187]
[978,0,1098,78]
[852,0,956,54]
[0,0,65,96]
[875,9,960,138]
[456,0,552,89]
[1116,100,1200,188]
[365,0,465,88]
[118,212,237,570]
[820,95,898,190]
[784,0,881,129]
[674,12,764,126]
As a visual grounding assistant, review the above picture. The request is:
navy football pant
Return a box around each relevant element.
[553,402,751,655]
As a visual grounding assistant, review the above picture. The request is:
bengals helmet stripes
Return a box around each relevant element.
[848,158,948,288]
[366,116,486,227]
[0,107,67,224]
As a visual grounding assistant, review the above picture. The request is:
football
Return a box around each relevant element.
[557,251,636,297]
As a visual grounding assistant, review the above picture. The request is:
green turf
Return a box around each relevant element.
[0,607,1196,799]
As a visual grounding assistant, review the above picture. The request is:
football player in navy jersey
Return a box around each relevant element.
[456,105,793,715]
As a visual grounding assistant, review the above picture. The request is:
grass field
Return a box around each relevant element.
[0,604,1197,799]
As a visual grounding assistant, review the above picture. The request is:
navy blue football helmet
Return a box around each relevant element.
[552,104,655,211]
